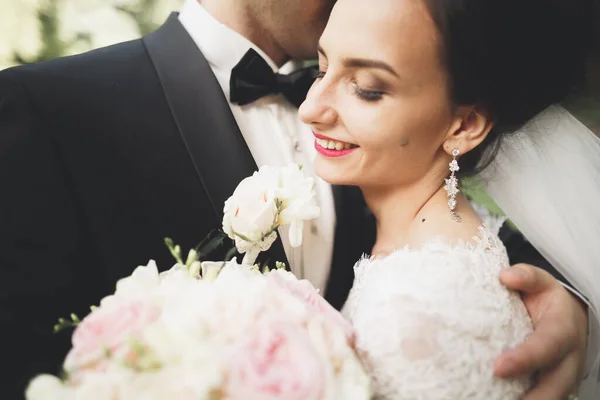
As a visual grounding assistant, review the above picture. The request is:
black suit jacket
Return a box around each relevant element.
[0,14,374,396]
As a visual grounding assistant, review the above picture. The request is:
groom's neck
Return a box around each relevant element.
[198,0,289,66]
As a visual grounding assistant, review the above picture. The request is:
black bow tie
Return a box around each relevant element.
[229,48,318,108]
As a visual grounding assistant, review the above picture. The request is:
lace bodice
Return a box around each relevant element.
[343,226,533,400]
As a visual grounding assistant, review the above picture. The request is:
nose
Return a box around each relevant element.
[298,77,338,128]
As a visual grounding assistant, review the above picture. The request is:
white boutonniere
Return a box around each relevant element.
[222,164,320,265]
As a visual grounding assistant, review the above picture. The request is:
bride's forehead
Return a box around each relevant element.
[325,0,438,47]
[322,0,441,67]
[328,0,433,27]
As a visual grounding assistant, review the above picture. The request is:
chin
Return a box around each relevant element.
[314,157,358,186]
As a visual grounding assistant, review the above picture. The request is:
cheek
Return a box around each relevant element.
[341,99,450,176]
[341,102,418,152]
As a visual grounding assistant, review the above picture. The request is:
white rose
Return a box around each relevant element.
[25,375,74,400]
[222,167,280,264]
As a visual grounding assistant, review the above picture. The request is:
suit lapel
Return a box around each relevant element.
[142,14,288,266]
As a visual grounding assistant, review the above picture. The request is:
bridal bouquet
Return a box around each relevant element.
[26,165,372,400]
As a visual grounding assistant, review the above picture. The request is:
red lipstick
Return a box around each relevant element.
[313,131,358,158]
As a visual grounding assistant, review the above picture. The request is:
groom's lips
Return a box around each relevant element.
[313,131,358,158]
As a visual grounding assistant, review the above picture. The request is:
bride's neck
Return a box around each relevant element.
[362,178,446,256]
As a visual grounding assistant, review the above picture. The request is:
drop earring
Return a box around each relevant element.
[444,148,461,222]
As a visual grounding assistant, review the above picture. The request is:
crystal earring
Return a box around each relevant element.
[444,148,461,222]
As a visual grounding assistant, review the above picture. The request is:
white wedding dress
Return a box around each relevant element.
[343,223,533,400]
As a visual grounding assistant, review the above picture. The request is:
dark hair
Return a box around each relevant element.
[424,0,595,175]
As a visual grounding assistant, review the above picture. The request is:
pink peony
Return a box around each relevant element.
[267,271,355,342]
[225,319,326,400]
[64,299,160,373]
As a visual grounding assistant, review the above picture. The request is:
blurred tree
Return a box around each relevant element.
[115,0,162,35]
[12,0,91,65]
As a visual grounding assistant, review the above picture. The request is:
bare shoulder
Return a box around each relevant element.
[406,194,483,248]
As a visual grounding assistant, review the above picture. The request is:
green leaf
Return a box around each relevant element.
[197,231,231,258]
[193,229,220,253]
[224,246,239,262]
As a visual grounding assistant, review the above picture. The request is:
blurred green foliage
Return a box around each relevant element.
[12,0,163,65]
[115,0,162,37]
[12,0,91,65]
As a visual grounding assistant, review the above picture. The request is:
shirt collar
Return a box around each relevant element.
[178,0,303,75]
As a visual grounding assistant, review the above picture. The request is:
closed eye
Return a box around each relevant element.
[353,83,384,102]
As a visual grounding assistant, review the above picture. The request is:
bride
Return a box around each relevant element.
[299,0,598,398]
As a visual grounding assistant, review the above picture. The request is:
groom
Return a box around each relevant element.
[0,0,593,398]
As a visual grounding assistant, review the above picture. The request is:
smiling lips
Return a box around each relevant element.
[313,132,358,158]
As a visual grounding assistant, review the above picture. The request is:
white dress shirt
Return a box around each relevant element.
[178,0,336,293]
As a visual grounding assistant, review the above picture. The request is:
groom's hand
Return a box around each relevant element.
[494,263,588,400]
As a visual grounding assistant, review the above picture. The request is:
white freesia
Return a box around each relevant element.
[222,164,320,264]
[277,164,320,247]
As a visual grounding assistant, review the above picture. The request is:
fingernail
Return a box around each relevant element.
[497,358,517,375]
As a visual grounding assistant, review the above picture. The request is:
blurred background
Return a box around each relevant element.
[0,0,183,69]
[0,0,598,212]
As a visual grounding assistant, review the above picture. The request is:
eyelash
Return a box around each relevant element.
[315,70,326,79]
[314,70,384,102]
[353,83,384,102]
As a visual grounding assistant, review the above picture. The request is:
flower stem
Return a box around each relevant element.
[242,248,260,266]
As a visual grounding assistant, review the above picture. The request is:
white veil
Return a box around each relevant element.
[479,105,600,395]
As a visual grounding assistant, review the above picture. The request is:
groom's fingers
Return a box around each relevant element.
[499,263,559,294]
[496,265,577,377]
[497,263,586,397]
[522,353,580,400]
[494,319,572,377]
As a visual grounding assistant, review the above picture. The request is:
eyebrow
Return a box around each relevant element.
[317,45,399,78]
